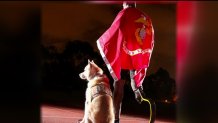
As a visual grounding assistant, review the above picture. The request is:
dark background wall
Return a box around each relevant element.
[0,2,40,123]
[41,2,176,79]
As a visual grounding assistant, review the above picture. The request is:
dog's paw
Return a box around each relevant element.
[77,119,83,123]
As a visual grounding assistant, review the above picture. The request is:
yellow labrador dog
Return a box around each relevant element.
[79,60,114,123]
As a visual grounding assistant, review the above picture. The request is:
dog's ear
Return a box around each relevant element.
[91,61,103,75]
[88,60,93,69]
[88,59,91,64]
[79,72,86,80]
[91,60,96,66]
[98,68,103,75]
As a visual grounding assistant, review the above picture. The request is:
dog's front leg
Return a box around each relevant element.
[78,118,84,123]
[83,100,90,123]
[79,100,88,123]
[84,101,93,123]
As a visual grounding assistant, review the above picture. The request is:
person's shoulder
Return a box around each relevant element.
[117,8,126,15]
[124,7,144,15]
[123,7,135,12]
[134,8,151,18]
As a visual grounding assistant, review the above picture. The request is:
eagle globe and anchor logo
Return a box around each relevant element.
[123,15,153,56]
[135,15,148,45]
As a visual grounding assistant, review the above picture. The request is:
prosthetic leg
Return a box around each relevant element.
[130,70,146,103]
[130,70,156,123]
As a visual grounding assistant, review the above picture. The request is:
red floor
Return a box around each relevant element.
[41,105,175,123]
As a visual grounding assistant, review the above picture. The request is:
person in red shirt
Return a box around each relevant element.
[97,2,154,123]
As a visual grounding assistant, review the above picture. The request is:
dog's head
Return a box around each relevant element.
[79,59,103,81]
